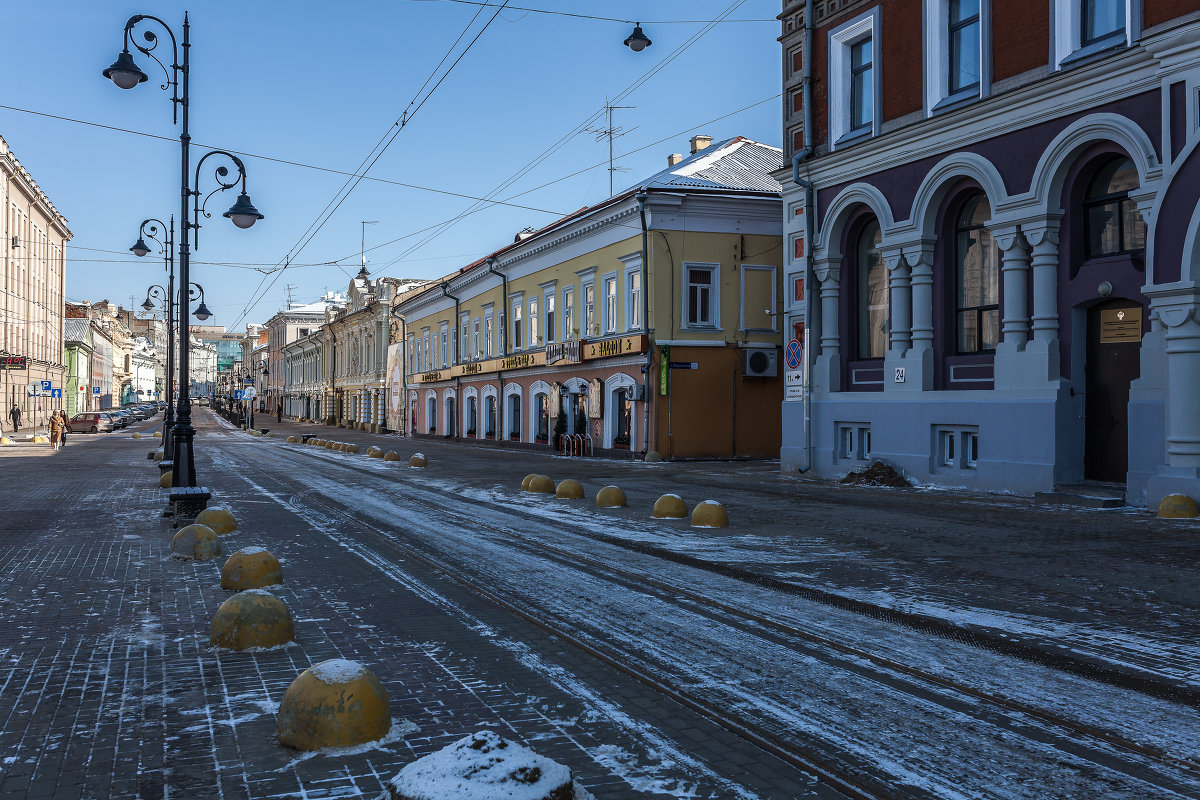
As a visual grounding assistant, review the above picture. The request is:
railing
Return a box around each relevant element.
[559,433,593,458]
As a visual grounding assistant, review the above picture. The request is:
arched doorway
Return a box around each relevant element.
[1084,298,1142,482]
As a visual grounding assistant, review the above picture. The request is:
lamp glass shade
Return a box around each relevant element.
[103,51,148,89]
[193,302,213,321]
[141,298,155,312]
[624,25,651,51]
[130,238,151,257]
[223,192,263,229]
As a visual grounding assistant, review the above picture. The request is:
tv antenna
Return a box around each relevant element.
[286,284,298,308]
[586,99,636,196]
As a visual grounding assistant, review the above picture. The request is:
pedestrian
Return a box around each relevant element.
[277,404,282,423]
[58,410,70,447]
[48,410,64,451]
[9,403,20,433]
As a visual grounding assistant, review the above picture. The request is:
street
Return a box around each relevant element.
[0,411,1196,798]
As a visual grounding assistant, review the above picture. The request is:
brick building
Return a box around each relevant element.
[779,0,1200,507]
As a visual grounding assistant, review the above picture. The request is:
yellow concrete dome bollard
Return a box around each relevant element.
[153,449,164,462]
[325,441,336,450]
[652,494,689,519]
[691,500,730,528]
[0,436,12,445]
[154,431,162,439]
[367,446,383,458]
[409,453,427,468]
[195,506,237,536]
[277,659,390,750]
[170,523,221,560]
[1158,493,1200,519]
[595,485,627,508]
[132,432,143,439]
[521,474,539,491]
[221,546,283,590]
[556,479,585,499]
[383,450,402,462]
[286,435,298,443]
[209,589,294,650]
[346,444,360,454]
[159,471,173,489]
[526,474,554,494]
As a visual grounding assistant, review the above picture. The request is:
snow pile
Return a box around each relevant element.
[385,730,574,800]
[309,658,366,685]
[237,546,267,555]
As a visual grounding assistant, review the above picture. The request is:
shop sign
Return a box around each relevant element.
[420,370,444,383]
[546,340,582,364]
[502,352,538,370]
[659,346,669,396]
[584,334,647,361]
[460,361,483,375]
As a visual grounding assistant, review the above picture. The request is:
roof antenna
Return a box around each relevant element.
[586,97,636,196]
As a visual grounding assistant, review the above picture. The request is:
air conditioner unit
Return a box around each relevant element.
[742,348,777,378]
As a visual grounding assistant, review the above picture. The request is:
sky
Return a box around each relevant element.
[2,1,782,331]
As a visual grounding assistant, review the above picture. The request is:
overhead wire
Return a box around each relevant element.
[409,0,774,24]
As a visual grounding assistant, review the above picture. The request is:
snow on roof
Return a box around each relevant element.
[64,318,91,342]
[630,136,783,194]
[387,730,572,800]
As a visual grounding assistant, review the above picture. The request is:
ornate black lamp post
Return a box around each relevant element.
[105,13,263,516]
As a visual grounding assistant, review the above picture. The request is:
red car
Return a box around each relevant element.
[69,412,115,433]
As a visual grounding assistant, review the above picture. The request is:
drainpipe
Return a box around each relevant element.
[636,191,652,459]
[441,283,461,437]
[390,298,407,436]
[791,0,816,473]
[486,256,508,437]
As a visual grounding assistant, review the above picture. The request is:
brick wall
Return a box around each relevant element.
[881,0,923,119]
[1145,0,1200,28]
[992,0,1049,81]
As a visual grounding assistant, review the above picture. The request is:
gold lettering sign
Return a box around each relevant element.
[420,371,443,383]
[1100,307,1142,344]
[584,334,648,361]
[461,362,482,375]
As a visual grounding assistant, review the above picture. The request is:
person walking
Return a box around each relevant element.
[277,403,282,423]
[9,404,21,434]
[57,410,70,447]
[48,410,64,451]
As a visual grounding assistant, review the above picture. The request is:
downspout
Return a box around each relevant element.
[791,0,816,473]
[487,256,508,438]
[636,191,653,460]
[442,283,461,437]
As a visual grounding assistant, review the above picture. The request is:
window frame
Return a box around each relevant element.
[682,261,721,330]
[953,194,1000,355]
[602,274,619,334]
[584,283,596,337]
[1082,158,1147,259]
[1052,0,1140,69]
[528,296,540,347]
[924,0,991,114]
[853,221,888,362]
[828,8,881,149]
[562,286,575,340]
[483,306,494,358]
[626,267,643,331]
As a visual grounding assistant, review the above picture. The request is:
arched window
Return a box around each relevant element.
[485,395,496,437]
[466,396,477,436]
[954,194,999,354]
[1084,158,1145,258]
[535,394,549,441]
[856,220,887,360]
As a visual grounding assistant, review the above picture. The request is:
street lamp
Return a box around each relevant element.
[624,24,652,52]
[105,12,264,512]
[134,218,177,459]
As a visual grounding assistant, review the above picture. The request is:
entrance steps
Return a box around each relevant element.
[1034,482,1126,509]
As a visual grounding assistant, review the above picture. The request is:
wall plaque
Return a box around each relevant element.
[1100,307,1142,343]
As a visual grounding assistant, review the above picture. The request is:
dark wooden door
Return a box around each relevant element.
[1084,299,1143,482]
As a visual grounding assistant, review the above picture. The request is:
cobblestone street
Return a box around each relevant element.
[0,411,1197,799]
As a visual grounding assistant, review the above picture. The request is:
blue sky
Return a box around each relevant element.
[2,1,781,330]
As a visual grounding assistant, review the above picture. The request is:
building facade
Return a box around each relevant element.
[263,293,346,416]
[1,134,72,421]
[63,318,92,416]
[779,0,1200,507]
[397,136,784,458]
[282,329,324,420]
[324,274,405,432]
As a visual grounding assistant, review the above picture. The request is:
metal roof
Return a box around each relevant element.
[631,137,783,194]
[64,318,91,343]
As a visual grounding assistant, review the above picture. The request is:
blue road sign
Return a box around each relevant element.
[92,387,101,394]
[234,390,244,400]
[50,388,62,399]
[784,339,803,370]
[40,380,52,391]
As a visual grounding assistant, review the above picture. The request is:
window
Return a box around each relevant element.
[472,319,480,359]
[584,285,595,337]
[965,431,979,468]
[536,394,549,440]
[298,328,310,338]
[829,10,879,146]
[1084,158,1146,258]
[529,297,539,346]
[512,303,523,350]
[562,288,575,340]
[467,396,477,435]
[628,271,642,330]
[948,0,980,94]
[604,277,618,333]
[460,317,469,363]
[850,39,873,131]
[684,263,719,328]
[484,313,494,357]
[499,312,506,353]
[440,329,448,368]
[545,294,555,343]
[485,396,496,436]
[941,429,956,467]
[509,394,521,439]
[955,194,999,354]
[856,222,888,359]
[1082,0,1124,46]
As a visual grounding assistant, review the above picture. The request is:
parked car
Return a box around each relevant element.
[68,412,115,434]
[104,409,130,428]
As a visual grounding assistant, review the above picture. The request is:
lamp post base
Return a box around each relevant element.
[168,485,211,524]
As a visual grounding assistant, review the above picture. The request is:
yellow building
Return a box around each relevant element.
[394,136,784,459]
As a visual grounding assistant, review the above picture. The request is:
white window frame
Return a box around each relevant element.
[828,8,881,149]
[544,290,556,344]
[1052,0,1141,69]
[511,295,524,350]
[923,0,991,115]
[584,283,596,337]
[471,318,480,360]
[483,306,494,357]
[459,314,469,364]
[602,274,619,334]
[528,296,540,347]
[562,286,575,340]
[440,326,449,369]
[626,267,643,331]
[682,261,721,330]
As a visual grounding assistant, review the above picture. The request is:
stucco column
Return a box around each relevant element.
[900,243,936,391]
[992,225,1031,351]
[883,246,911,354]
[813,255,841,393]
[1145,295,1200,508]
[1023,217,1062,382]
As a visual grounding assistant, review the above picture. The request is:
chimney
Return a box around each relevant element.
[689,134,713,154]
[667,153,684,167]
